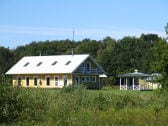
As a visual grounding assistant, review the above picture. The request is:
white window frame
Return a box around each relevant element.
[54,76,59,86]
[63,76,68,86]
[33,76,38,86]
[82,76,90,82]
[85,62,91,70]
[85,76,90,82]
[46,76,50,87]
[92,76,96,82]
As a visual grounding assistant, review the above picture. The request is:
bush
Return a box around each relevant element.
[0,75,50,125]
[60,84,86,93]
[104,76,116,86]
[0,75,20,124]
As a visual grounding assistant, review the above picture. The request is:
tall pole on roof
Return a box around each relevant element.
[71,28,75,56]
[73,27,74,42]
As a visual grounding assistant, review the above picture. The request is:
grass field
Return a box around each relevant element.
[1,84,168,126]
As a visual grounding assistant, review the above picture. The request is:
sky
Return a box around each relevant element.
[0,0,168,49]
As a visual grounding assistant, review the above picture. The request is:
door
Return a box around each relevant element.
[63,76,67,86]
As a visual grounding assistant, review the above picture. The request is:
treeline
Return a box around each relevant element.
[0,34,168,84]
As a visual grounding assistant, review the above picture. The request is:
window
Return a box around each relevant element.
[85,76,90,82]
[26,77,29,86]
[52,61,58,66]
[34,77,38,86]
[85,62,91,71]
[46,76,50,86]
[18,77,21,86]
[75,76,79,85]
[91,76,96,82]
[37,62,42,66]
[54,76,59,86]
[65,61,71,65]
[80,62,91,72]
[82,77,85,82]
[82,76,90,82]
[63,76,67,86]
[81,63,85,68]
[24,62,29,67]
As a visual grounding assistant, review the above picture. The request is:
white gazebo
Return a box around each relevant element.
[118,70,153,90]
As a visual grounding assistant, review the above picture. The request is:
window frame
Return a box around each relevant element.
[65,61,71,65]
[17,77,21,86]
[82,76,90,82]
[25,76,30,86]
[34,76,38,86]
[85,62,91,71]
[24,62,29,67]
[91,76,96,82]
[37,62,42,66]
[46,76,50,86]
[52,61,58,66]
[54,76,59,86]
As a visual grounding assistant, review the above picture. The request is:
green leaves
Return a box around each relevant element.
[165,23,168,35]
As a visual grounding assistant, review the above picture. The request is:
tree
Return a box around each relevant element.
[0,47,14,74]
[74,39,102,58]
[96,37,118,75]
[117,36,153,73]
[165,23,168,35]
[140,34,160,43]
[151,24,168,88]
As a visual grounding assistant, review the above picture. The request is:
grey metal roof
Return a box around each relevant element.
[118,70,152,77]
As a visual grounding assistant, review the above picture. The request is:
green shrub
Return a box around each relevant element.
[0,75,20,124]
[61,84,86,93]
[104,76,116,86]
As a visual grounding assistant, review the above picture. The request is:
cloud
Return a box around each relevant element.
[0,25,166,40]
[0,25,72,36]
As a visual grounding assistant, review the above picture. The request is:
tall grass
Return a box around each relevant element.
[1,79,168,125]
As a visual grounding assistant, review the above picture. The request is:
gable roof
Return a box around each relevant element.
[6,54,91,75]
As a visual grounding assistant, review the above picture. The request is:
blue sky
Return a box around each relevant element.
[0,0,168,49]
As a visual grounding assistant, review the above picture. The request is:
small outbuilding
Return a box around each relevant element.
[118,70,158,90]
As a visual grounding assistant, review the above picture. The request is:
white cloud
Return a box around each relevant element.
[0,25,72,36]
[0,25,166,40]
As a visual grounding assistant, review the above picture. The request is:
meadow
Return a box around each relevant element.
[1,79,168,126]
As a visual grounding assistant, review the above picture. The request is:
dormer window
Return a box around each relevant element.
[24,62,29,67]
[37,62,42,66]
[51,61,58,66]
[65,61,71,65]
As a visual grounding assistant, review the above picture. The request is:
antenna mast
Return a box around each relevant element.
[71,28,75,55]
[73,28,75,42]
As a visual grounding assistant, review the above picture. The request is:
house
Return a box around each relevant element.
[118,70,160,90]
[6,54,107,89]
